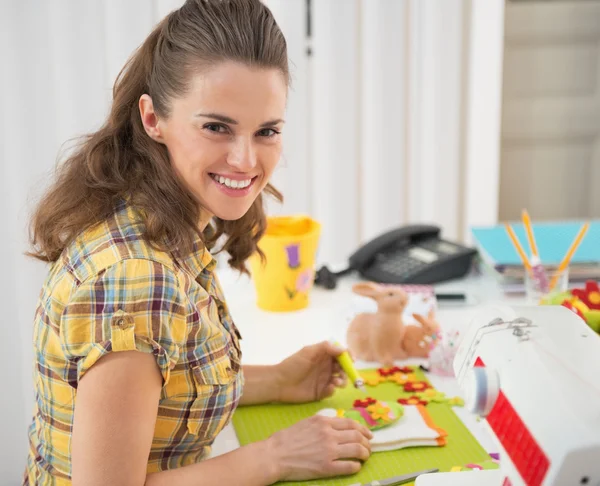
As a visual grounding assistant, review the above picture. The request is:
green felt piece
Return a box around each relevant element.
[345,401,404,431]
[231,368,491,486]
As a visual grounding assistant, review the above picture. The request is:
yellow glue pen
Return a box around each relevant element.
[331,339,365,392]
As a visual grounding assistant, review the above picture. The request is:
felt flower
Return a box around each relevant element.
[353,397,377,408]
[387,374,409,385]
[572,281,600,310]
[366,403,392,421]
[377,367,397,377]
[398,395,428,406]
[284,244,300,269]
[403,381,431,393]
[561,299,586,320]
[418,389,447,403]
[295,269,313,292]
[397,366,415,374]
[364,374,386,387]
[447,396,465,407]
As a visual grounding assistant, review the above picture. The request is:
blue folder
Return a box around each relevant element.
[471,220,599,267]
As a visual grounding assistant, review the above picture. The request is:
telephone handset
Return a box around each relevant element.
[315,224,477,289]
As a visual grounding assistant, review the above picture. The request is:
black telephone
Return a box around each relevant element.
[315,224,477,289]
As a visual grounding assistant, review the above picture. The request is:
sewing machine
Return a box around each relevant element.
[415,304,600,486]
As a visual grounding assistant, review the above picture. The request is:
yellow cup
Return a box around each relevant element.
[249,215,321,312]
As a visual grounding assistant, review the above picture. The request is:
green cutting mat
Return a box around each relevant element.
[232,368,491,485]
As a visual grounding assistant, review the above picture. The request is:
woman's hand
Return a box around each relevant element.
[266,414,373,482]
[275,341,349,403]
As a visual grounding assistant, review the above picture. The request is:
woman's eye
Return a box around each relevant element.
[204,123,228,134]
[257,128,280,138]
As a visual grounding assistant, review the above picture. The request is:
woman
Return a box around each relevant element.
[23,1,372,485]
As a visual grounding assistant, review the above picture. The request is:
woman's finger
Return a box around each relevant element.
[336,429,372,451]
[334,442,371,462]
[329,417,373,439]
[331,375,347,388]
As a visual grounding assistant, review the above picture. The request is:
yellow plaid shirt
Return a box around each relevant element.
[24,202,244,485]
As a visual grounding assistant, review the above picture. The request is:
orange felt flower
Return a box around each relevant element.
[377,367,397,377]
[387,373,408,385]
[366,402,392,421]
[398,396,428,406]
[403,381,431,393]
[364,374,386,387]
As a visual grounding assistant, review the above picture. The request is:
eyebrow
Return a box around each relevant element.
[195,112,285,128]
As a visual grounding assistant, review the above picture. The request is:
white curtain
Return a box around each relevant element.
[1,0,503,482]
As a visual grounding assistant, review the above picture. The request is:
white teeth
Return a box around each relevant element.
[212,174,252,189]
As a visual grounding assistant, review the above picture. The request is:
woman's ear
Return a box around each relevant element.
[139,94,164,143]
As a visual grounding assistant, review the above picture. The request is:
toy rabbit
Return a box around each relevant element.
[402,309,442,358]
[346,282,409,366]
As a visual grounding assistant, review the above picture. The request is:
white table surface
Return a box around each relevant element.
[209,268,526,458]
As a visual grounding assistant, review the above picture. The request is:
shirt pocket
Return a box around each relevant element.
[186,353,237,441]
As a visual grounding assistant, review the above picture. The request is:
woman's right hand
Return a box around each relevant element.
[265,414,373,482]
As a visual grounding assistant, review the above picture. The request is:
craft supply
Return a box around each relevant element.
[331,339,366,391]
[522,210,550,293]
[248,215,321,312]
[503,223,532,274]
[317,399,404,432]
[452,304,600,486]
[348,468,439,486]
[232,366,492,486]
[547,222,589,293]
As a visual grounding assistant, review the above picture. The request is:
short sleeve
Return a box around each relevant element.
[60,258,187,386]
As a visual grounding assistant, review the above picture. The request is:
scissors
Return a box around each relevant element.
[348,468,439,486]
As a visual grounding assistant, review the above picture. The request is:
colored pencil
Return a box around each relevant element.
[504,223,532,273]
[547,222,590,293]
[522,209,539,259]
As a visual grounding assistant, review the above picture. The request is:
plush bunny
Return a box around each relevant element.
[346,282,409,366]
[402,309,442,358]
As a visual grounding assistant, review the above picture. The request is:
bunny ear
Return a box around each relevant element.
[352,281,382,298]
[412,313,427,327]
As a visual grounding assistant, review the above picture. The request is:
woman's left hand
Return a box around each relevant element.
[275,341,349,403]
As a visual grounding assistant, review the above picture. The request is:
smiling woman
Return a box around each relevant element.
[138,61,288,224]
[22,1,372,485]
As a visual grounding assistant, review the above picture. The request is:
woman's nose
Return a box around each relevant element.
[227,138,257,171]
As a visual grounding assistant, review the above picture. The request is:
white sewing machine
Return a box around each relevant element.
[415,304,600,486]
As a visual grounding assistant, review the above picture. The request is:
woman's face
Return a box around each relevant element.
[140,61,287,225]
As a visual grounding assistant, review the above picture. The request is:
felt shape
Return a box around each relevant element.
[571,281,600,310]
[387,374,409,385]
[398,396,428,406]
[418,389,447,403]
[366,405,447,452]
[353,397,377,408]
[403,381,431,393]
[561,299,587,320]
[366,403,392,422]
[377,367,398,377]
[317,400,404,431]
[364,374,386,387]
[447,396,465,407]
[397,366,415,374]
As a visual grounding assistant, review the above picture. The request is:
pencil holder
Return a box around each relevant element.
[525,266,569,304]
[249,215,321,312]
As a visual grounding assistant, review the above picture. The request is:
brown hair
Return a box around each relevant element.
[28,0,286,272]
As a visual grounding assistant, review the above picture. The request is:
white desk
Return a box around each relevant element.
[210,269,524,458]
